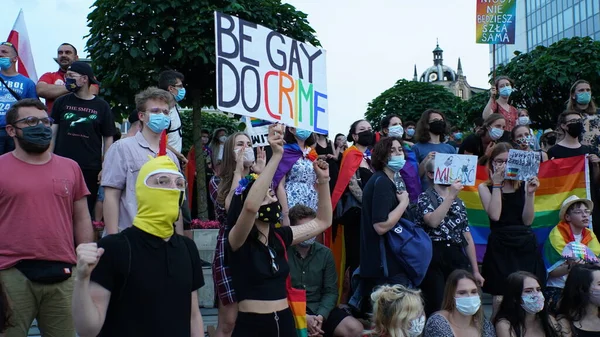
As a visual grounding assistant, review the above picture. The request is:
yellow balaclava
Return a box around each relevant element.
[133,155,183,238]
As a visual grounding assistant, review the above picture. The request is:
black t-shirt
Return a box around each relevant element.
[52,93,116,170]
[360,170,402,279]
[226,226,293,301]
[91,227,205,337]
[547,143,592,159]
[459,132,511,157]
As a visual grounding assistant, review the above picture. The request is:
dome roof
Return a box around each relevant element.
[420,64,457,82]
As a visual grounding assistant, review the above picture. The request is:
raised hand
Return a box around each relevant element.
[313,159,330,180]
[526,176,540,194]
[449,179,464,198]
[252,147,266,174]
[268,124,285,155]
[490,166,505,185]
[490,86,497,98]
[76,243,105,280]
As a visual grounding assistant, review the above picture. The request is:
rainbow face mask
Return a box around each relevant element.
[133,155,185,238]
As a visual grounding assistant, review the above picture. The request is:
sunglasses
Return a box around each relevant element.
[267,246,279,274]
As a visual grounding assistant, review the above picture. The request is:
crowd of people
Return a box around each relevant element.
[1,39,600,337]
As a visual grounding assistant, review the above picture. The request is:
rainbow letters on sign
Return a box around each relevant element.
[475,0,517,44]
[459,156,590,262]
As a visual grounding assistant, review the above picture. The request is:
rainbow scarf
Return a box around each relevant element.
[543,221,600,271]
[459,155,590,262]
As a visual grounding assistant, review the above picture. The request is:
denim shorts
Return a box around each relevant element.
[97,186,105,202]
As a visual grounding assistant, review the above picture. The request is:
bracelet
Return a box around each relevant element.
[317,177,331,185]
[492,184,502,189]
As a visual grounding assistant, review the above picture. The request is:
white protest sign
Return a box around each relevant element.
[215,12,328,134]
[433,153,478,186]
[243,116,271,147]
[505,149,540,181]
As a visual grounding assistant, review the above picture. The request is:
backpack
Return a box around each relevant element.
[376,177,432,286]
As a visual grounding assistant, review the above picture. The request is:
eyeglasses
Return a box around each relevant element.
[267,246,279,274]
[570,209,592,216]
[145,108,170,115]
[566,119,582,124]
[149,175,187,191]
[12,116,53,127]
[493,159,507,165]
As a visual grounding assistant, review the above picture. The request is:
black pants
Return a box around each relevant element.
[421,241,470,316]
[232,308,295,337]
[81,169,101,216]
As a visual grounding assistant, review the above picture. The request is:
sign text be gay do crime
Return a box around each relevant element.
[215,12,328,134]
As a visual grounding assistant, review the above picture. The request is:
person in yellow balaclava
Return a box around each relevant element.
[72,155,205,337]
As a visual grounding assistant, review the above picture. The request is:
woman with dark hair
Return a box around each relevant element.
[478,143,545,318]
[417,157,483,316]
[314,132,339,191]
[424,270,495,337]
[459,113,506,160]
[377,114,404,141]
[209,128,228,176]
[403,121,416,145]
[483,76,519,131]
[511,124,548,162]
[412,109,456,189]
[359,137,411,310]
[556,264,600,336]
[332,133,347,161]
[226,124,333,337]
[327,119,375,302]
[494,271,560,337]
[274,126,318,227]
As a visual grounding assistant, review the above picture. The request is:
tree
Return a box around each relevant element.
[180,111,239,155]
[86,0,319,219]
[494,36,600,128]
[365,79,463,129]
[456,91,491,128]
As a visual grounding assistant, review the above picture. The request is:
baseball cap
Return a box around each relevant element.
[68,61,100,85]
[128,110,140,124]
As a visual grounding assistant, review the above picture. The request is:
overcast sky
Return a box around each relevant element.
[4,0,492,137]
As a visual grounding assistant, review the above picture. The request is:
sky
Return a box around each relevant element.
[4,0,493,138]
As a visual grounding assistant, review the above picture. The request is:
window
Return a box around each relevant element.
[575,3,580,23]
[588,0,594,18]
[588,17,595,34]
[565,7,574,28]
[558,12,564,31]
[565,27,575,38]
[552,16,557,36]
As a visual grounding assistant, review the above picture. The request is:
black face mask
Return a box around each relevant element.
[429,120,446,135]
[355,130,373,146]
[257,202,282,224]
[566,122,584,138]
[546,134,557,146]
[14,124,52,154]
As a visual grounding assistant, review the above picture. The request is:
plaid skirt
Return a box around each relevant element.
[212,204,237,305]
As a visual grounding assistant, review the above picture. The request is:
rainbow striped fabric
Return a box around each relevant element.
[458,155,590,262]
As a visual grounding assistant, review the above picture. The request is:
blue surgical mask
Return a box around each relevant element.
[387,155,406,172]
[499,86,513,97]
[489,127,504,140]
[455,296,481,316]
[406,128,415,137]
[518,116,530,125]
[454,132,463,140]
[576,92,592,105]
[295,129,312,141]
[388,125,404,138]
[0,57,11,70]
[175,87,186,102]
[147,113,171,133]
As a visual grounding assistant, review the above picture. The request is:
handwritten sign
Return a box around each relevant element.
[476,0,517,44]
[243,116,271,147]
[215,12,328,133]
[505,149,540,181]
[434,154,478,186]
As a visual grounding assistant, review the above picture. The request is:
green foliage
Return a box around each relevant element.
[456,91,491,127]
[180,110,239,155]
[365,80,464,129]
[86,0,320,119]
[494,36,600,128]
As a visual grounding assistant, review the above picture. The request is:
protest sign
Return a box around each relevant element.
[434,154,478,186]
[505,149,540,181]
[215,12,328,134]
[243,116,271,147]
[475,0,516,44]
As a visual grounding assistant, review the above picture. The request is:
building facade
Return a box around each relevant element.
[490,0,600,67]
[415,43,485,101]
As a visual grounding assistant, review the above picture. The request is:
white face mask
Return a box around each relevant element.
[234,147,255,166]
[518,116,530,125]
[299,237,316,247]
[455,295,481,316]
[388,125,404,138]
[407,315,425,337]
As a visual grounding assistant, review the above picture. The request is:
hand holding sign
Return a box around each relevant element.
[526,176,540,194]
[268,124,285,154]
[449,179,464,199]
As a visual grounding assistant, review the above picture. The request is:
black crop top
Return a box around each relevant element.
[226,226,293,301]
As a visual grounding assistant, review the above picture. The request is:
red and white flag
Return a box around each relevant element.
[7,9,37,82]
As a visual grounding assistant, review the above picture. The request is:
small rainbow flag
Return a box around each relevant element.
[459,156,590,262]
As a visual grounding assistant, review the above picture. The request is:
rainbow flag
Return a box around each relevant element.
[459,156,590,262]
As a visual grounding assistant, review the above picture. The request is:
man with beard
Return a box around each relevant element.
[36,43,99,111]
[50,61,116,215]
[0,98,93,337]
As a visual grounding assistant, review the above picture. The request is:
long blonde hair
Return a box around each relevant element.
[566,80,597,115]
[216,132,251,206]
[370,285,424,337]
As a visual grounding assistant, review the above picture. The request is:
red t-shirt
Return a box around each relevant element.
[38,69,100,111]
[0,153,90,269]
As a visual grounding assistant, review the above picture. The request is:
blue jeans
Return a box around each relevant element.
[0,128,14,155]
